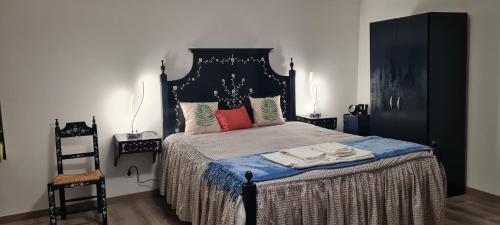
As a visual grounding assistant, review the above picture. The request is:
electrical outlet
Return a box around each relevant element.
[126,165,139,180]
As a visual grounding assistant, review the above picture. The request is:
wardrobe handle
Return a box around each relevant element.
[389,96,393,110]
[397,96,400,110]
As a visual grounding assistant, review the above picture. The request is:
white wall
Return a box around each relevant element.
[357,0,500,196]
[0,0,361,216]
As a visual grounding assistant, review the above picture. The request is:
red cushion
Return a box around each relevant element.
[215,106,253,132]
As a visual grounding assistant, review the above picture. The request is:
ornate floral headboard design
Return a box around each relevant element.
[160,48,296,137]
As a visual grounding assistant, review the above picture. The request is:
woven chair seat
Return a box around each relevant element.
[52,170,103,186]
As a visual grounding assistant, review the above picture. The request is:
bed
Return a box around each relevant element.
[158,48,446,225]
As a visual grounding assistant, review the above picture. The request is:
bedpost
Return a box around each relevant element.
[242,171,257,225]
[288,58,297,121]
[431,140,441,163]
[160,60,170,138]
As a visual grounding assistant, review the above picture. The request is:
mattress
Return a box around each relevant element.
[159,122,446,225]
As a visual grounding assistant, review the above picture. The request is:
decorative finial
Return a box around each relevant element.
[92,116,96,124]
[245,171,253,184]
[161,60,166,74]
[55,119,59,127]
[290,58,294,70]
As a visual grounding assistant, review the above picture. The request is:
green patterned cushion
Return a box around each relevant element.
[180,102,221,134]
[249,96,285,126]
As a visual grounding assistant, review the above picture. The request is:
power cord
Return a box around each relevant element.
[126,165,158,184]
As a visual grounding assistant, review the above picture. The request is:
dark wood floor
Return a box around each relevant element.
[3,192,500,225]
[446,191,500,225]
[1,196,189,225]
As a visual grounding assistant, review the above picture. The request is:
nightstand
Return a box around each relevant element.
[296,115,337,130]
[343,114,370,136]
[113,132,162,167]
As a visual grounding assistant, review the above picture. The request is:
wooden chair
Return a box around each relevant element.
[47,117,107,225]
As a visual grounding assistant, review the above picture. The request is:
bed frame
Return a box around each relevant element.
[160,48,296,225]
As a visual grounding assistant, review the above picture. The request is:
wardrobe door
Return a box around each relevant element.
[370,20,398,138]
[428,13,468,196]
[393,14,429,144]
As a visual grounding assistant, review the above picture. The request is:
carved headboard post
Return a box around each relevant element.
[288,58,297,121]
[160,60,171,138]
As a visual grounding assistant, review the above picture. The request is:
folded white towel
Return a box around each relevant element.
[263,142,374,169]
[310,142,356,157]
[279,147,326,162]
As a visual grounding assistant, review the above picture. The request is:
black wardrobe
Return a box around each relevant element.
[370,12,467,196]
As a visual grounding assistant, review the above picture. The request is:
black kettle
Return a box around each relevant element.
[348,104,368,115]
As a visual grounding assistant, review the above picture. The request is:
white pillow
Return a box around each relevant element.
[180,102,221,135]
[249,96,285,127]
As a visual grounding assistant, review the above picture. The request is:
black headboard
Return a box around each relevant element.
[160,48,296,137]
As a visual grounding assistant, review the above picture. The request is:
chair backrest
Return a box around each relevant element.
[55,116,100,174]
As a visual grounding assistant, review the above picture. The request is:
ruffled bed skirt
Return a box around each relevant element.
[256,153,446,225]
[159,139,243,225]
[159,136,446,225]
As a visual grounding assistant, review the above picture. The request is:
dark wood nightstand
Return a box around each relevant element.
[113,132,162,167]
[343,114,370,136]
[296,115,337,130]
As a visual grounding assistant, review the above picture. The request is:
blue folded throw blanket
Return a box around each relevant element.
[203,136,431,200]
